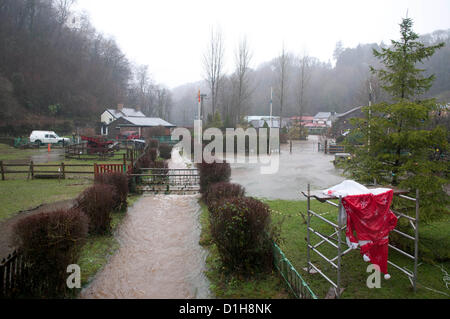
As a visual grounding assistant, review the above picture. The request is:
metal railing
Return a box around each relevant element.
[131,168,200,193]
[303,184,420,298]
[273,242,317,299]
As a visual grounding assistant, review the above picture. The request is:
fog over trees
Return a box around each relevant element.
[0,0,170,134]
[0,1,449,133]
[171,28,450,126]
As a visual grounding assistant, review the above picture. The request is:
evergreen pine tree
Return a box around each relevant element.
[344,18,448,221]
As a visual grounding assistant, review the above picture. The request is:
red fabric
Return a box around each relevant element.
[342,190,397,274]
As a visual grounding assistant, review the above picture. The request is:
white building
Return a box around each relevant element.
[100,104,146,135]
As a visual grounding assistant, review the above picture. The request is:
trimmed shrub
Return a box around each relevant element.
[94,172,129,210]
[148,138,159,149]
[159,143,173,160]
[13,209,89,298]
[75,184,116,235]
[138,153,153,168]
[209,197,277,275]
[204,182,245,209]
[145,125,167,139]
[148,147,158,162]
[197,160,231,194]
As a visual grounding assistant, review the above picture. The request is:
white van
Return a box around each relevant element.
[29,131,71,145]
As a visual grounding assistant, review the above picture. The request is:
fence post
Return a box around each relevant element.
[0,160,4,181]
[61,162,66,179]
[94,163,97,177]
[123,154,127,173]
[324,140,328,154]
[30,161,34,180]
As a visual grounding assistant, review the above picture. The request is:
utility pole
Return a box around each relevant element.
[368,81,373,151]
[270,87,273,128]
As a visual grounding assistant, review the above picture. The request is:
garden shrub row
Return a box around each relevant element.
[197,159,279,277]
[12,171,130,298]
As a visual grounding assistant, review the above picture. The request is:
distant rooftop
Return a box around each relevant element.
[107,107,146,119]
[314,112,332,119]
[118,116,175,127]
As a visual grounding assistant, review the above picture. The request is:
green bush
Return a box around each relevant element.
[159,143,173,160]
[13,209,88,298]
[197,160,231,194]
[75,184,116,235]
[209,197,278,276]
[204,182,245,209]
[94,172,129,210]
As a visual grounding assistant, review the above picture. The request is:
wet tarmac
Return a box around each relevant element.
[229,135,345,200]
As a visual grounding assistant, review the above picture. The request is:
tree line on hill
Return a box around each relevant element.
[0,0,171,135]
[171,27,450,127]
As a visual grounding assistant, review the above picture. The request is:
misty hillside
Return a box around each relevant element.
[0,1,449,133]
[171,29,450,126]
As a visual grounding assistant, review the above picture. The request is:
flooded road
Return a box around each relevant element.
[80,195,211,299]
[80,149,211,299]
[230,135,345,200]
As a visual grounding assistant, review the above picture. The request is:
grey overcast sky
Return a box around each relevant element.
[74,0,450,89]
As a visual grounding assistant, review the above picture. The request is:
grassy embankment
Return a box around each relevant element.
[199,197,449,299]
[0,143,141,294]
[0,143,128,221]
[199,202,291,299]
[265,199,450,299]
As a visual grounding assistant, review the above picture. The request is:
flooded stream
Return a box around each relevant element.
[80,194,211,299]
[80,149,211,299]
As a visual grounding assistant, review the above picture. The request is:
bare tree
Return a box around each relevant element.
[231,37,253,124]
[203,27,225,119]
[296,53,311,118]
[55,0,75,28]
[276,44,290,119]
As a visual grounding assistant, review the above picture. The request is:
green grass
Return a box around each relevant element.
[0,143,131,221]
[264,199,450,299]
[199,201,291,299]
[0,179,91,221]
[77,194,141,290]
[0,143,44,161]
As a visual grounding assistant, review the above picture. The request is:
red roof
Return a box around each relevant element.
[291,116,314,121]
[304,123,327,128]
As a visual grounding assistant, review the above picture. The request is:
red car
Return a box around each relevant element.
[119,131,142,140]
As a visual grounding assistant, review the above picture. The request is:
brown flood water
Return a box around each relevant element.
[80,194,211,299]
[80,149,211,299]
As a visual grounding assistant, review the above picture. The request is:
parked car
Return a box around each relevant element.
[118,131,142,140]
[29,131,71,146]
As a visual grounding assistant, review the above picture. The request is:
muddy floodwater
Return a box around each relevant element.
[230,135,345,200]
[80,149,211,299]
[80,194,211,299]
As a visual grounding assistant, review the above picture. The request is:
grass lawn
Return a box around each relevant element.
[0,143,130,221]
[0,179,91,221]
[199,201,292,299]
[0,143,45,162]
[264,199,450,299]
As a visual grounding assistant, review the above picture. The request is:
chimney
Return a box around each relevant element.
[117,104,124,112]
[136,105,141,112]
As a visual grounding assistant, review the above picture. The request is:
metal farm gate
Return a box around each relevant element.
[131,168,200,194]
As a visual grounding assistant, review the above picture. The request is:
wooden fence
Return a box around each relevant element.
[94,163,131,176]
[1,145,145,181]
[0,161,93,180]
[318,141,346,154]
[0,250,27,298]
